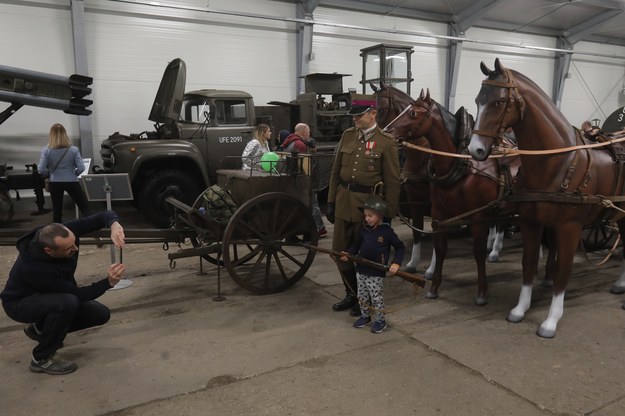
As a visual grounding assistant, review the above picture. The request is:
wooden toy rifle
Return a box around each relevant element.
[303,244,426,287]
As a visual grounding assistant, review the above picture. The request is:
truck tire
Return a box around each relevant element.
[138,169,203,227]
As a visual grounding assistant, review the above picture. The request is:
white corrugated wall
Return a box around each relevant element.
[0,0,624,167]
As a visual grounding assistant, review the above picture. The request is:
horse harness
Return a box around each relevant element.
[474,68,625,222]
[399,99,473,187]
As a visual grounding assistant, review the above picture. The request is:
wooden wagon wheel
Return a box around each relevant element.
[222,192,318,294]
[581,219,618,252]
[187,189,257,267]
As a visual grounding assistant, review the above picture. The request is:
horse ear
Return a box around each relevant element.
[380,80,387,89]
[419,88,425,99]
[480,61,492,76]
[370,82,379,92]
[425,88,431,103]
[495,58,505,74]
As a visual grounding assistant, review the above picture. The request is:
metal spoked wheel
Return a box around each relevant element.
[188,188,255,267]
[222,192,317,294]
[581,219,619,252]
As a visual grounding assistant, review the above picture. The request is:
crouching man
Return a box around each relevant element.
[1,211,126,375]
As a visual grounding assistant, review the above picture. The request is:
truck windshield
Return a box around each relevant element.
[180,96,211,123]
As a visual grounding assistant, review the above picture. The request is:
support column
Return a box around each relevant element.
[445,24,463,111]
[70,0,94,159]
[295,1,318,94]
[552,37,573,109]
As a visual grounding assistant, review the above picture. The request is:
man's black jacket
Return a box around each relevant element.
[0,211,119,305]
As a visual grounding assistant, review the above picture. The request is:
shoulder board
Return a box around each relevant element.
[378,130,397,141]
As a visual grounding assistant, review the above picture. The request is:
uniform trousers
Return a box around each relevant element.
[331,218,361,292]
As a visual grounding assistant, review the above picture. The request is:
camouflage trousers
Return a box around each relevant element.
[356,272,385,322]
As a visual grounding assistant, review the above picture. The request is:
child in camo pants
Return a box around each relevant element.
[340,196,405,334]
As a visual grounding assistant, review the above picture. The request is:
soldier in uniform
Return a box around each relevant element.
[326,94,401,315]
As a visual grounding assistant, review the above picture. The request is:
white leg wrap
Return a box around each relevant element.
[424,251,436,279]
[404,242,421,272]
[488,230,504,262]
[609,259,625,294]
[538,292,565,338]
[508,284,532,322]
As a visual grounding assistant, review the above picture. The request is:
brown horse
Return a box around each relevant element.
[372,82,431,273]
[385,88,519,305]
[468,58,625,338]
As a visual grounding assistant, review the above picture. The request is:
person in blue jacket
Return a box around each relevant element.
[38,123,92,223]
[0,210,126,375]
[340,196,405,334]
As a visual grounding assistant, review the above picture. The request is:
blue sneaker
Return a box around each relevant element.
[353,316,371,328]
[371,320,388,334]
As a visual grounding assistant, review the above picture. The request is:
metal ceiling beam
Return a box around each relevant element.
[565,9,625,44]
[453,0,513,34]
[319,0,449,21]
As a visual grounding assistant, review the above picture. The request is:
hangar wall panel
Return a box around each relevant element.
[311,7,447,98]
[1,0,624,168]
[562,41,625,127]
[0,1,79,165]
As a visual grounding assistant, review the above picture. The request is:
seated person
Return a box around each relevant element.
[241,123,271,169]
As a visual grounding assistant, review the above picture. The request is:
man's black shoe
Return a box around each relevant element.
[332,293,357,311]
[349,303,361,316]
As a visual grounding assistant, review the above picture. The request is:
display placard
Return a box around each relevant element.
[81,174,133,201]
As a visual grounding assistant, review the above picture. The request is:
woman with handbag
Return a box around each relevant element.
[38,123,92,223]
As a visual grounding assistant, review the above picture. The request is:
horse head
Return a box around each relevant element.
[384,88,435,143]
[469,58,526,161]
[373,82,413,128]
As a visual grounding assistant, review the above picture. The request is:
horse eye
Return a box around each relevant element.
[410,111,417,117]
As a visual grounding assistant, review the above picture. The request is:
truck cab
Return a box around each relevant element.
[99,58,255,227]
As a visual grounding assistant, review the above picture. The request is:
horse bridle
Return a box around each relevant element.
[472,68,526,141]
[383,99,432,138]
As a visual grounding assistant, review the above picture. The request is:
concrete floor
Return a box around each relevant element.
[1,198,625,416]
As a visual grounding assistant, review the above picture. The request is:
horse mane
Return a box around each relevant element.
[381,84,412,115]
[430,99,461,146]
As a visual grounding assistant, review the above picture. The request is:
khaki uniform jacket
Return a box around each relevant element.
[328,126,401,222]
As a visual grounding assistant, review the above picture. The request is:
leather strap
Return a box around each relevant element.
[339,180,373,193]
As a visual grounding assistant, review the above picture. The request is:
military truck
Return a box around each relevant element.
[98,58,258,227]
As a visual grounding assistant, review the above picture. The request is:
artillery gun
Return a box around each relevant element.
[0,64,92,223]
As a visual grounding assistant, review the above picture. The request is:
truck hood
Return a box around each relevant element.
[148,58,186,124]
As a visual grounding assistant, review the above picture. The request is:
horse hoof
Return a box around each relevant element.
[475,297,488,306]
[540,279,553,288]
[487,254,499,263]
[610,284,625,294]
[425,291,439,300]
[536,326,556,339]
[506,312,523,323]
[424,271,434,281]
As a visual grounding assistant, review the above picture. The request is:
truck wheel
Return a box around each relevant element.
[138,170,203,227]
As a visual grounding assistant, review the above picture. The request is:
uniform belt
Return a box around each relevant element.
[340,181,373,193]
